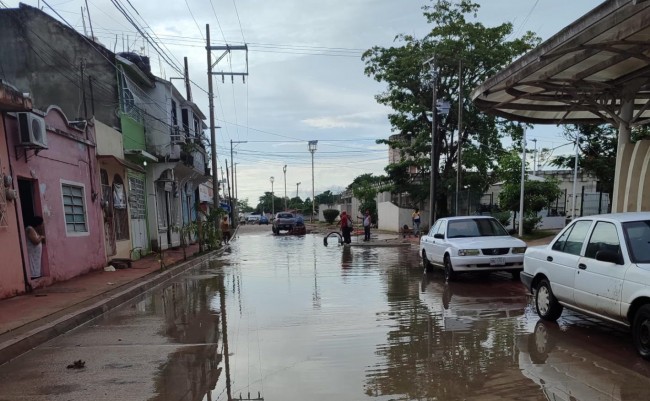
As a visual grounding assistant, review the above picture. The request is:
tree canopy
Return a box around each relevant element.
[549,124,646,196]
[363,0,539,215]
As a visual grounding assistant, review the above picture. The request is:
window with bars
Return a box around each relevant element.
[62,183,87,233]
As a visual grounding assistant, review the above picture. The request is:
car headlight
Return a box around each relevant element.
[512,247,527,254]
[458,249,480,256]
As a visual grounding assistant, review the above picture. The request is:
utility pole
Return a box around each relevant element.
[226,160,232,223]
[424,56,438,226]
[296,182,301,199]
[571,133,580,220]
[230,140,246,225]
[206,24,248,228]
[532,138,538,176]
[206,25,219,226]
[456,59,463,216]
[183,56,192,101]
[519,127,526,237]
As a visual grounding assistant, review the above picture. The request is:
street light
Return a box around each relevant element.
[270,176,275,217]
[308,140,318,222]
[283,165,287,211]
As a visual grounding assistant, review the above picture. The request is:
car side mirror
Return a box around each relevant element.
[434,233,444,239]
[595,250,623,265]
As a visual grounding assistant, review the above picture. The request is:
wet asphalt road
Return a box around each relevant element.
[1,224,650,400]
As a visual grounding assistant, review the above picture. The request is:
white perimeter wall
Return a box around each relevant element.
[378,202,414,232]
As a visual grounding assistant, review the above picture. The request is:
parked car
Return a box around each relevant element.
[521,212,650,359]
[246,215,261,224]
[259,215,269,225]
[272,212,296,234]
[419,216,527,281]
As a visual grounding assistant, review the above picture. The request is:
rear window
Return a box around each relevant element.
[277,213,294,218]
[623,220,650,263]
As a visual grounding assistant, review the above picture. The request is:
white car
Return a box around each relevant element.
[419,216,527,281]
[521,212,650,359]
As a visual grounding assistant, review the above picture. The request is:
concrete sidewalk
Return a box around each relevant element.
[0,242,221,365]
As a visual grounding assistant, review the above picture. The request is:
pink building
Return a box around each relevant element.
[0,83,32,298]
[2,99,105,297]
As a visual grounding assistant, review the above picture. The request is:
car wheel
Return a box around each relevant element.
[511,270,521,280]
[633,304,650,359]
[444,255,456,282]
[528,321,557,364]
[535,279,563,321]
[421,250,432,271]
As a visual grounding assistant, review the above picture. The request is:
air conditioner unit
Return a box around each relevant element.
[17,112,47,149]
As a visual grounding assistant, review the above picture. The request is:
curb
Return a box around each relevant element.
[0,247,224,366]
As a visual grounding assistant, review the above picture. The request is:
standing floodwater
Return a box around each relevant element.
[1,225,650,400]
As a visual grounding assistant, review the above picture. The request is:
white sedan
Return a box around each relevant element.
[419,216,527,281]
[521,212,650,359]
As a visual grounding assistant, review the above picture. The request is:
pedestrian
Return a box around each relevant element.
[220,216,231,244]
[362,209,371,241]
[412,208,421,236]
[340,211,352,244]
[25,216,45,279]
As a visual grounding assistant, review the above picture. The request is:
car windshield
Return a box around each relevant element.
[623,220,650,263]
[446,218,509,238]
[277,213,294,219]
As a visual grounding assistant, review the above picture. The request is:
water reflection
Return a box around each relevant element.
[517,320,650,401]
[364,272,530,400]
[147,269,222,401]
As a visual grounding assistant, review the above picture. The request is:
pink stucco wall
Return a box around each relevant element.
[0,112,26,298]
[5,107,105,288]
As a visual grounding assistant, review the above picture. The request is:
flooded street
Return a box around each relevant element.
[2,225,650,400]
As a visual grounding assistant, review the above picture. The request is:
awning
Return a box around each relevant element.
[124,149,158,162]
[97,155,145,173]
[471,0,650,126]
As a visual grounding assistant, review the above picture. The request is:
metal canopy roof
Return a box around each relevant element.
[471,0,650,126]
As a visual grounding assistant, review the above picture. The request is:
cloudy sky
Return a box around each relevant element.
[6,0,602,206]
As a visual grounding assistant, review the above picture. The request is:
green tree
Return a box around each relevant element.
[363,0,539,216]
[348,173,383,221]
[289,196,304,212]
[256,192,283,214]
[237,198,255,213]
[315,190,337,209]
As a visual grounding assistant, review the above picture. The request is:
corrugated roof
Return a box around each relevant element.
[472,0,650,126]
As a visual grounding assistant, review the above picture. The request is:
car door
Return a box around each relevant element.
[544,220,593,303]
[573,221,626,319]
[429,220,448,265]
[421,220,441,264]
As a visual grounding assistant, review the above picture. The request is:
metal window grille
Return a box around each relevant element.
[62,184,87,233]
[128,176,145,220]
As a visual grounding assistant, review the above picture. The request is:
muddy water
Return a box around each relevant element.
[3,230,650,400]
[201,231,650,401]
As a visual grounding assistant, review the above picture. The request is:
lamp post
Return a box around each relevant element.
[283,165,287,211]
[308,140,318,222]
[270,176,275,217]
